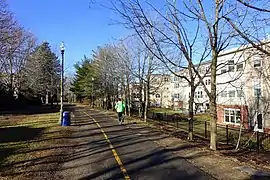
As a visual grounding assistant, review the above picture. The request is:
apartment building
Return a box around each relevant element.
[150,43,270,133]
[149,74,171,108]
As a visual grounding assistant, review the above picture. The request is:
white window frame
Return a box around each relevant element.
[228,65,235,72]
[228,90,235,98]
[237,89,244,97]
[174,83,180,88]
[253,57,261,68]
[221,69,227,74]
[253,79,262,97]
[196,91,203,98]
[236,63,244,71]
[228,60,235,72]
[254,113,264,132]
[205,79,211,85]
[224,108,241,125]
[221,91,227,97]
[205,66,210,73]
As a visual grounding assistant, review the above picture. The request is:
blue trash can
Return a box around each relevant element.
[62,111,71,126]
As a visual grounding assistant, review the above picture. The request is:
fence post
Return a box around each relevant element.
[165,113,168,124]
[257,131,260,153]
[205,121,207,138]
[226,125,229,145]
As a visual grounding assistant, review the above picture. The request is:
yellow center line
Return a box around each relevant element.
[84,112,131,180]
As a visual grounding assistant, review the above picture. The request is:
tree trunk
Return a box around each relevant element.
[210,50,218,151]
[139,80,143,117]
[143,82,147,118]
[46,91,49,105]
[188,86,195,140]
[144,81,150,121]
[127,77,131,117]
[124,84,127,115]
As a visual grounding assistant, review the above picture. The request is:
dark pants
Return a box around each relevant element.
[118,112,123,122]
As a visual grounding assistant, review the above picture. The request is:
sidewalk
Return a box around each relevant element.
[101,110,270,180]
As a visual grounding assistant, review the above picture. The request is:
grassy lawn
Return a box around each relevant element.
[147,108,269,151]
[148,107,211,121]
[101,107,269,151]
[148,107,180,115]
[0,108,72,179]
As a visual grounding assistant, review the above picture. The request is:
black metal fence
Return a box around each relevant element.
[146,111,270,152]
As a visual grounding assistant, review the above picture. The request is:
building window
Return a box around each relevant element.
[229,90,235,97]
[205,66,210,73]
[174,83,179,88]
[174,93,180,99]
[221,69,227,74]
[257,114,263,129]
[174,76,179,81]
[205,79,211,85]
[254,79,261,97]
[228,65,235,72]
[236,63,243,71]
[156,94,161,98]
[228,60,234,65]
[254,59,261,68]
[196,91,203,98]
[199,67,205,74]
[237,90,244,97]
[228,60,235,72]
[221,91,227,97]
[164,77,169,81]
[224,109,241,124]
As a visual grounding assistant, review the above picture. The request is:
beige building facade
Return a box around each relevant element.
[149,43,270,132]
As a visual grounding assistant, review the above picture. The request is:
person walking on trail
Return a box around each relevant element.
[115,98,125,125]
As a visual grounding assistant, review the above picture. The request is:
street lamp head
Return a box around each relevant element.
[60,41,65,53]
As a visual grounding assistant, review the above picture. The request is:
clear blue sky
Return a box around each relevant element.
[8,0,129,74]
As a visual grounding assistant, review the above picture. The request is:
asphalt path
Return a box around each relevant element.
[56,107,213,180]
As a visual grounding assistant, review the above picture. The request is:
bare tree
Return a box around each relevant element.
[116,37,165,120]
[109,0,218,141]
[108,0,260,149]
[0,0,36,98]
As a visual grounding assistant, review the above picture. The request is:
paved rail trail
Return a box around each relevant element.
[55,107,213,180]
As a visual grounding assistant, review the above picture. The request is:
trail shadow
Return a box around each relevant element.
[78,144,209,180]
[0,107,211,179]
[0,147,15,164]
[0,127,44,143]
[0,104,75,116]
[0,127,44,167]
[250,176,270,180]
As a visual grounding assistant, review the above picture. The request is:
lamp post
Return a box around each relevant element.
[59,42,65,124]
[91,77,94,107]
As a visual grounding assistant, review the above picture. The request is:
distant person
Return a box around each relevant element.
[115,98,125,125]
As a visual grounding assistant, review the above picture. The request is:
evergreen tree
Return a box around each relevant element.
[71,56,97,102]
[22,42,60,98]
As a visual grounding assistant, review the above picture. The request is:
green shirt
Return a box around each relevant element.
[115,101,125,112]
